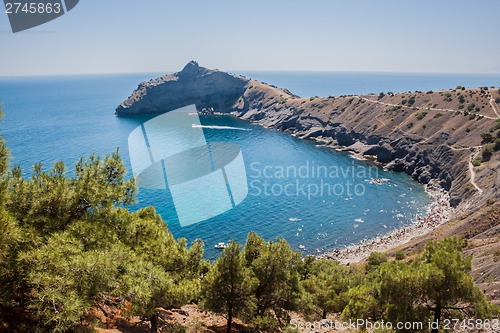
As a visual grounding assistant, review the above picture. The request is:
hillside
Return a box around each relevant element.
[117,61,500,301]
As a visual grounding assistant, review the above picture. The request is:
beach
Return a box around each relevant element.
[319,183,453,264]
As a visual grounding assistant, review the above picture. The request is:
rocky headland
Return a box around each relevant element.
[117,61,500,301]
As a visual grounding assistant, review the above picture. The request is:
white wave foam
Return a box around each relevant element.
[192,124,251,131]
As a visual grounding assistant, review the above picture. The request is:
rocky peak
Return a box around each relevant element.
[178,60,208,78]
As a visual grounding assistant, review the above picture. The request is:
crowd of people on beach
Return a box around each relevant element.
[320,187,452,263]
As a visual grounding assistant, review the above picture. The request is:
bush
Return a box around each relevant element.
[494,139,500,151]
[378,92,385,100]
[434,112,443,119]
[415,111,427,120]
[366,252,387,271]
[482,146,493,162]
[472,159,481,167]
[395,250,406,260]
[401,99,407,105]
[495,97,500,104]
[467,103,475,111]
[407,122,414,129]
[481,132,494,143]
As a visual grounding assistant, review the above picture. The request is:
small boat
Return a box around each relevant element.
[298,245,306,250]
[214,242,228,249]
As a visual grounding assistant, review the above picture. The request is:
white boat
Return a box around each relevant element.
[214,242,228,249]
[298,245,306,250]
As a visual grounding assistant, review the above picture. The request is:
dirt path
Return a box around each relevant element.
[488,88,500,118]
[468,147,484,195]
[357,96,498,120]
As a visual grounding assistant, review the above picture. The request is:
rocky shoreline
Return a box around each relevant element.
[116,61,499,268]
[319,183,452,263]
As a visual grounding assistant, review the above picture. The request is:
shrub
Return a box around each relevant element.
[407,97,416,106]
[467,103,475,111]
[472,159,481,167]
[482,146,493,162]
[415,111,427,120]
[495,97,500,104]
[395,250,406,260]
[401,99,407,105]
[278,96,287,104]
[434,112,443,119]
[378,92,385,100]
[481,132,494,143]
[494,139,500,152]
[407,122,414,129]
[366,252,387,271]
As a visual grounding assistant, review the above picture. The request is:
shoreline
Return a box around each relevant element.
[318,182,453,264]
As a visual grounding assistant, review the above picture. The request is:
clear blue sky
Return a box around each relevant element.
[1,0,499,76]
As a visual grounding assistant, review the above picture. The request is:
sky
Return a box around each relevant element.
[1,0,499,76]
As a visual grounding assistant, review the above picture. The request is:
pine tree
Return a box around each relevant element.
[248,236,302,328]
[302,259,357,319]
[418,237,491,332]
[201,240,257,333]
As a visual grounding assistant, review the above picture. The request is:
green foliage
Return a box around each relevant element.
[201,241,257,333]
[495,97,500,104]
[494,139,500,151]
[277,96,287,104]
[433,112,443,119]
[301,259,360,319]
[406,122,414,129]
[0,150,205,332]
[395,250,406,260]
[467,103,476,111]
[482,146,493,162]
[481,133,493,143]
[415,111,428,120]
[366,252,387,271]
[472,159,481,167]
[343,238,492,332]
[246,234,302,329]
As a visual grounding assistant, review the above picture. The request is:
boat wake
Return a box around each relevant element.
[192,124,251,131]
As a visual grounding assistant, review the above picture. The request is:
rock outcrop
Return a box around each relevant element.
[116,62,500,213]
[116,61,296,116]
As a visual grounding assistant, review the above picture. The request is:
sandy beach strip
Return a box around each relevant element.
[319,184,453,264]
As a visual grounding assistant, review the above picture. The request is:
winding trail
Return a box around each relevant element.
[488,88,500,118]
[468,147,484,195]
[354,95,487,194]
[357,95,498,120]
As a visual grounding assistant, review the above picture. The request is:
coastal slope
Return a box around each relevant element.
[117,62,500,300]
[116,61,499,211]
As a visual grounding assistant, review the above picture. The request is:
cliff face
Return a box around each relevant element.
[116,62,500,211]
[116,61,296,115]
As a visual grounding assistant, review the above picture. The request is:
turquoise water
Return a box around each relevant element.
[1,72,497,258]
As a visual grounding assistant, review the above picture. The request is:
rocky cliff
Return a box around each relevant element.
[117,61,499,213]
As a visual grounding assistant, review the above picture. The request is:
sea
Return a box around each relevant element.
[1,71,499,259]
